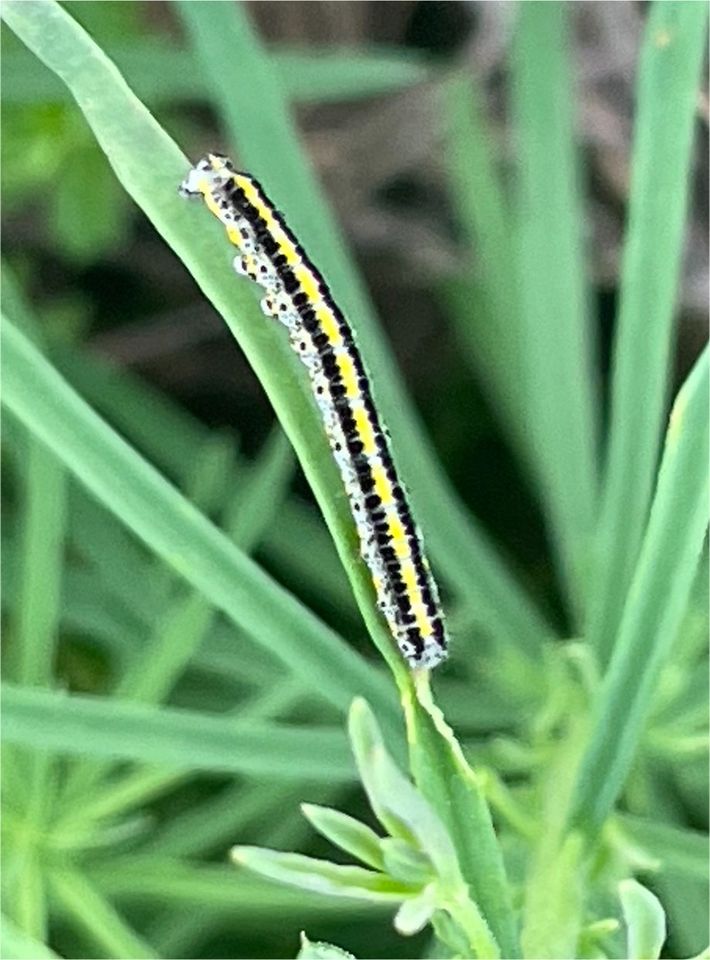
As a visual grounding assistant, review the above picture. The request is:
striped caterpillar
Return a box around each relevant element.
[180,154,448,670]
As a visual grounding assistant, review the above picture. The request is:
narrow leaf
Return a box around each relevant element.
[511,1,599,621]
[300,804,385,872]
[349,698,458,881]
[231,847,417,902]
[442,74,525,454]
[2,683,353,781]
[619,879,667,960]
[394,884,438,936]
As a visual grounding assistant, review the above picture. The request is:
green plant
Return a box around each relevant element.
[1,2,707,959]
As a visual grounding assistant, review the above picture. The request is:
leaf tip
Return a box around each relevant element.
[229,845,248,866]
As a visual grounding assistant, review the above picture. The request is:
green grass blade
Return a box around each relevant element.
[3,267,67,690]
[275,47,429,103]
[301,803,385,872]
[57,768,185,828]
[175,0,551,657]
[3,429,69,833]
[88,857,388,916]
[263,498,357,620]
[2,38,429,106]
[231,846,417,903]
[511,1,599,621]
[442,75,528,458]
[571,349,709,835]
[60,592,215,800]
[1,318,398,733]
[589,0,709,665]
[2,683,354,780]
[48,868,157,959]
[181,430,239,519]
[619,879,667,960]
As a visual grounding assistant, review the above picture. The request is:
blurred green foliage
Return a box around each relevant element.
[1,2,708,959]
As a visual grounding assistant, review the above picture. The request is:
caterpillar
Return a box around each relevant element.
[180,154,448,670]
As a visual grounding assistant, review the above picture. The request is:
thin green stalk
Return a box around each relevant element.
[54,768,184,833]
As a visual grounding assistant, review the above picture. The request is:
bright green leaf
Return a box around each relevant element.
[394,883,438,936]
[2,683,353,781]
[231,847,417,902]
[300,804,385,872]
[619,879,667,960]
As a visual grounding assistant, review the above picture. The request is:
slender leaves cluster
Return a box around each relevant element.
[1,2,707,959]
